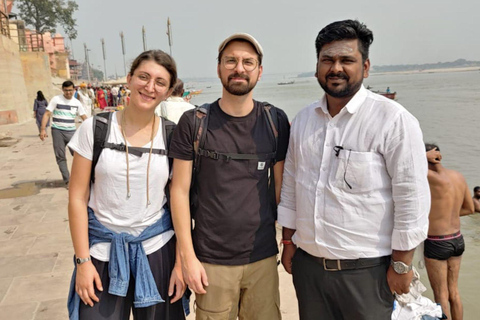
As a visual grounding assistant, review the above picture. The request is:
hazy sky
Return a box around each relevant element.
[15,0,480,79]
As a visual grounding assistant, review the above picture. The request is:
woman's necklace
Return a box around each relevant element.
[120,109,156,206]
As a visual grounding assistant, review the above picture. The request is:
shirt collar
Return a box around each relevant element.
[316,85,368,115]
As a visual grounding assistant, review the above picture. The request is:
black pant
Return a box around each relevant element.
[79,237,185,320]
[51,128,75,184]
[292,248,394,320]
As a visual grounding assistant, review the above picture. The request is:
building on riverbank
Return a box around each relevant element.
[0,0,72,125]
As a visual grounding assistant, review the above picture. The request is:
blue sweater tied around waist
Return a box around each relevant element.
[67,207,177,320]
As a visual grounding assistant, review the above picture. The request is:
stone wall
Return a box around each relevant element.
[0,34,29,124]
[20,51,55,107]
[53,51,70,79]
[0,34,54,125]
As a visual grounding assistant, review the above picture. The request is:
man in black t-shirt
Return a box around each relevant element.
[170,33,289,320]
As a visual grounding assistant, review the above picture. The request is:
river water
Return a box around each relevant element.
[191,69,480,190]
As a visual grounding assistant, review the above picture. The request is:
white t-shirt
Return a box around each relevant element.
[47,95,86,131]
[155,96,195,124]
[68,112,174,261]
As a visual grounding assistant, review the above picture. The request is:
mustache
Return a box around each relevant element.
[326,72,349,80]
[228,73,249,81]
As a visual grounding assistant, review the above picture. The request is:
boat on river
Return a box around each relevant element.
[278,80,295,85]
[375,91,396,100]
[367,86,396,100]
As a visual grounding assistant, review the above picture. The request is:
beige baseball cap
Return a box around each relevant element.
[218,33,264,57]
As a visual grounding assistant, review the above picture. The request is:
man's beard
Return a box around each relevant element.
[221,72,257,96]
[318,72,362,98]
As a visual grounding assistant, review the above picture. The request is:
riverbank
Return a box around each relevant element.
[371,66,480,76]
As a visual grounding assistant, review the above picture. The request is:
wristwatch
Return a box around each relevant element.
[390,260,412,274]
[76,256,91,265]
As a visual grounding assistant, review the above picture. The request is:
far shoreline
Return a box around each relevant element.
[370,66,480,76]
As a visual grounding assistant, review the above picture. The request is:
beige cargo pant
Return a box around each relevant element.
[194,255,281,320]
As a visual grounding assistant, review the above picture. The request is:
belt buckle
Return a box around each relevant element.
[323,259,342,271]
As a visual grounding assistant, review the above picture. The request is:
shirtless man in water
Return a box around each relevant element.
[473,186,480,213]
[425,144,474,320]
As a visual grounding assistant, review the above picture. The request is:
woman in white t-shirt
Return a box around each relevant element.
[67,50,186,320]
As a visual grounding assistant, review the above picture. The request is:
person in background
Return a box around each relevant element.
[155,79,194,124]
[473,186,480,213]
[106,87,113,107]
[425,144,474,320]
[39,81,87,188]
[119,87,127,106]
[96,86,107,110]
[278,20,430,319]
[77,83,93,118]
[111,85,119,107]
[33,90,49,134]
[125,90,131,106]
[67,50,186,320]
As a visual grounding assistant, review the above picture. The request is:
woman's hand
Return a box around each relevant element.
[75,261,103,307]
[168,262,186,303]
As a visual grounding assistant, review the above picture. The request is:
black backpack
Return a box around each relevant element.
[190,102,279,214]
[90,112,176,204]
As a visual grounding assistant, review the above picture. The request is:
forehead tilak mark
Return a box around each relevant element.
[321,42,355,57]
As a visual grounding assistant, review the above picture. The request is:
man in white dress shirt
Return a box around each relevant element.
[278,19,430,319]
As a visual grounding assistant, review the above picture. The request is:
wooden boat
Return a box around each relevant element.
[367,86,396,100]
[183,89,202,97]
[376,91,396,100]
[277,80,295,85]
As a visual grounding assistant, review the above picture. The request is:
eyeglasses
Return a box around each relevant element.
[134,73,169,93]
[221,56,259,72]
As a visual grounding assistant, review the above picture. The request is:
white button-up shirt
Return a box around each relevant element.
[278,86,430,259]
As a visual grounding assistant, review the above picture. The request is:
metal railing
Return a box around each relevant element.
[0,10,10,38]
[27,32,44,51]
[9,29,45,52]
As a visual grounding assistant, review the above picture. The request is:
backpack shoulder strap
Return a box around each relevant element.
[161,116,176,152]
[161,116,176,171]
[261,102,280,212]
[161,116,177,210]
[91,112,113,184]
[193,103,210,155]
[191,103,210,188]
[262,102,279,159]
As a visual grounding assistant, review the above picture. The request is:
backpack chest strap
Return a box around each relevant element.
[197,148,276,162]
[103,142,168,157]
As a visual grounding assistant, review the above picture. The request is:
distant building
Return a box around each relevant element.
[69,59,81,80]
[8,17,71,78]
[0,0,13,38]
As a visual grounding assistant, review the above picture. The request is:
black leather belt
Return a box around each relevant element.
[304,250,390,271]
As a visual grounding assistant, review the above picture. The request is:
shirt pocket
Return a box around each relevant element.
[332,150,387,193]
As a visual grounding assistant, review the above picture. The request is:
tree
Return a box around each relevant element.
[16,0,79,39]
[92,68,104,81]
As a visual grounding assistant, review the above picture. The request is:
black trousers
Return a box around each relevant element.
[292,248,394,320]
[79,237,185,320]
[51,128,74,184]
